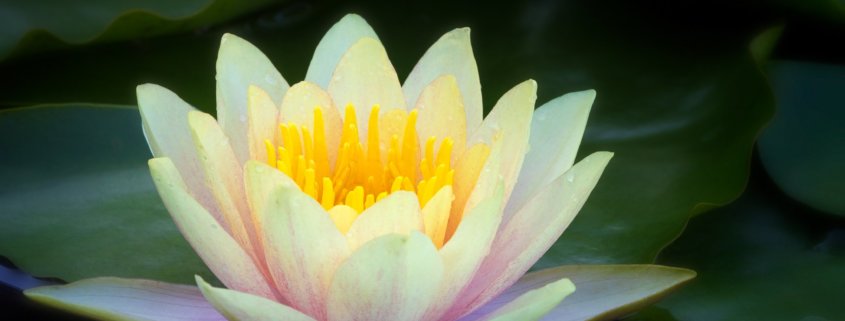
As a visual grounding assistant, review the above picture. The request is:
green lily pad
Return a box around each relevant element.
[0,105,214,285]
[758,61,845,216]
[0,1,772,282]
[654,168,845,320]
[0,0,280,61]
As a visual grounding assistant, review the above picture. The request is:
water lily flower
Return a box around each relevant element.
[26,14,617,320]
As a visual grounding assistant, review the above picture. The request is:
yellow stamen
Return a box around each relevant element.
[264,105,487,247]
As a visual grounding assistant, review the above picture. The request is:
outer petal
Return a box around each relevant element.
[327,37,406,141]
[506,89,596,219]
[464,265,696,321]
[278,81,343,166]
[149,158,275,300]
[25,277,225,321]
[216,33,290,164]
[539,265,695,321]
[305,14,379,88]
[468,80,536,204]
[196,276,316,321]
[263,178,349,320]
[467,279,575,321]
[136,84,223,229]
[345,191,425,251]
[425,181,504,321]
[327,232,443,321]
[403,27,483,132]
[247,85,280,163]
[188,111,257,258]
[414,74,467,161]
[448,152,613,319]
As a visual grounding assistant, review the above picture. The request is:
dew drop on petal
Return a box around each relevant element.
[265,74,278,85]
[565,171,575,183]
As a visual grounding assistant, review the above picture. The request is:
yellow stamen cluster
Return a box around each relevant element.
[265,105,454,213]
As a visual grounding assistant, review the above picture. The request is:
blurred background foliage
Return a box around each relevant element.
[0,0,843,320]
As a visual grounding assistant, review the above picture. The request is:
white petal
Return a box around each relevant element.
[345,191,424,251]
[468,80,536,204]
[188,111,258,259]
[507,89,595,217]
[263,178,349,320]
[149,158,276,300]
[404,27,483,132]
[216,33,289,164]
[414,74,467,161]
[448,152,612,318]
[424,181,504,321]
[196,276,316,321]
[464,265,696,321]
[466,278,575,321]
[136,84,223,229]
[25,277,225,321]
[327,232,442,321]
[327,37,406,141]
[306,14,379,88]
[246,85,280,163]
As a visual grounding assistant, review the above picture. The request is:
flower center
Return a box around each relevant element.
[264,105,455,214]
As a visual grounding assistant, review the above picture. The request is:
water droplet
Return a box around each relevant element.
[565,172,575,183]
[265,74,278,85]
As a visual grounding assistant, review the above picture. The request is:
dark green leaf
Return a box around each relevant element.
[758,61,845,216]
[0,0,281,60]
[655,167,845,320]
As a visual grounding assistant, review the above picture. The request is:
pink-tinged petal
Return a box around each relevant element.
[540,265,695,321]
[263,179,349,320]
[149,158,276,300]
[345,191,425,251]
[216,33,290,164]
[188,111,258,259]
[506,89,596,219]
[327,232,443,321]
[462,278,575,321]
[25,277,225,321]
[466,265,695,321]
[450,152,613,318]
[327,37,406,141]
[243,160,297,248]
[424,182,503,321]
[403,27,483,132]
[306,14,379,88]
[247,85,280,163]
[279,81,343,166]
[243,160,298,302]
[421,186,454,248]
[468,80,536,205]
[414,74,467,161]
[137,84,224,230]
[196,276,316,321]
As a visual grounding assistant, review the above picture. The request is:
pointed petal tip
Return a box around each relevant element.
[221,32,242,43]
[449,27,471,38]
[341,13,368,23]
